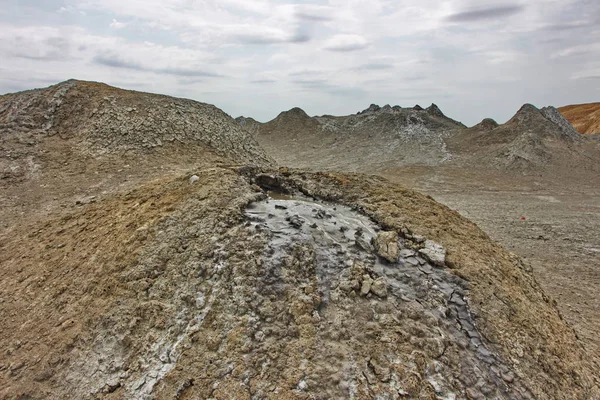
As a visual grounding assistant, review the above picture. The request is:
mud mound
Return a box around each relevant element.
[234,116,261,136]
[0,80,272,181]
[504,104,581,142]
[239,104,465,171]
[0,80,274,232]
[496,131,551,169]
[443,103,599,173]
[559,102,600,134]
[472,118,499,131]
[1,167,598,398]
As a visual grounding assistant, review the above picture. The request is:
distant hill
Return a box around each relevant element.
[558,102,600,134]
[237,103,466,171]
[237,102,598,174]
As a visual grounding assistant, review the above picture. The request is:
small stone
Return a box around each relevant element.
[355,236,374,253]
[288,215,304,229]
[371,278,387,298]
[412,235,426,243]
[418,240,446,266]
[399,249,415,258]
[297,380,308,390]
[373,231,399,262]
[275,204,287,210]
[360,275,373,296]
[314,209,327,219]
[477,346,492,358]
[450,293,466,306]
[405,257,419,266]
[466,388,485,399]
[502,372,515,383]
[418,264,433,274]
[189,175,200,184]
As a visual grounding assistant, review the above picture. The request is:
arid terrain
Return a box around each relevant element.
[1,81,599,399]
[559,103,600,135]
[238,103,600,366]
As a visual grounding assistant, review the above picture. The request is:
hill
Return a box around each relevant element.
[447,104,590,171]
[239,102,599,175]
[0,80,273,224]
[559,102,600,134]
[240,103,466,171]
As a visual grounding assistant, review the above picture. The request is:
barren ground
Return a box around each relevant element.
[381,167,600,364]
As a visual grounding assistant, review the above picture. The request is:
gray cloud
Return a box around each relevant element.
[323,35,369,52]
[355,63,394,70]
[294,5,334,21]
[291,77,366,97]
[542,21,594,31]
[232,29,310,45]
[575,75,600,80]
[7,35,70,61]
[292,78,328,88]
[94,54,143,70]
[326,87,367,97]
[160,67,221,77]
[446,5,524,22]
[289,69,326,77]
[251,79,277,84]
[289,32,311,43]
[93,54,222,77]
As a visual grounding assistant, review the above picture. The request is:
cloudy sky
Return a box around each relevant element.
[1,0,599,125]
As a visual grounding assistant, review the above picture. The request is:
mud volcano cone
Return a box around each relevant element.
[2,166,597,399]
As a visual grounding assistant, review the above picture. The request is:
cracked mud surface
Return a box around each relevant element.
[245,195,530,399]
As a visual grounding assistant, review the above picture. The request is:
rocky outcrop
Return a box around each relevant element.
[506,103,581,142]
[234,116,261,136]
[373,230,399,262]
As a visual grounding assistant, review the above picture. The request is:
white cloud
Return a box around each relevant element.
[109,19,127,29]
[323,34,369,52]
[1,0,599,125]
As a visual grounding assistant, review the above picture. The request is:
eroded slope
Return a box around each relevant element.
[1,167,598,399]
[559,102,600,134]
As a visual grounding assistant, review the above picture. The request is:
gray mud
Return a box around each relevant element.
[246,194,531,399]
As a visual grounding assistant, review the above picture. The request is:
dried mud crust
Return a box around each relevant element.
[0,167,598,399]
[0,80,273,188]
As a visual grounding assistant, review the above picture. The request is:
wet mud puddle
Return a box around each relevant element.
[245,193,530,399]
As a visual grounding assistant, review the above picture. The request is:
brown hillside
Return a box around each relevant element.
[558,102,600,134]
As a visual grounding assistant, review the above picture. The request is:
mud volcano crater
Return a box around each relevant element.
[242,178,530,399]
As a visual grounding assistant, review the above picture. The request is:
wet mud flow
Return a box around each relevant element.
[245,193,532,399]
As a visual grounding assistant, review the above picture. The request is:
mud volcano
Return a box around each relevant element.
[0,168,598,399]
[245,193,527,398]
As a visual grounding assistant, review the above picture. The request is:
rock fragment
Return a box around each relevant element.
[287,215,304,229]
[371,278,387,298]
[373,231,399,262]
[189,175,200,184]
[360,275,373,296]
[419,240,446,266]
